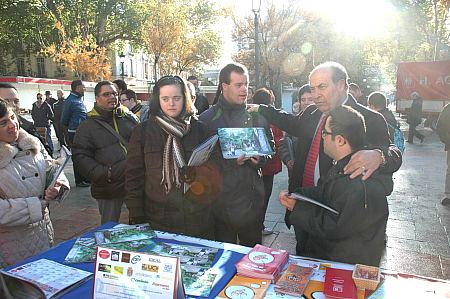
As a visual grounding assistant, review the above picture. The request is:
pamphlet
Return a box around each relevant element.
[147,242,219,297]
[217,275,270,299]
[0,258,92,299]
[217,127,274,159]
[323,268,357,299]
[47,145,72,189]
[289,192,339,215]
[275,264,314,297]
[94,223,156,245]
[187,134,218,167]
[92,246,185,299]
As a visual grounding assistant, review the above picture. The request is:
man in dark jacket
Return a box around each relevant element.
[31,93,54,152]
[248,61,402,255]
[279,106,391,266]
[61,80,89,187]
[53,89,67,147]
[199,63,269,247]
[188,75,209,115]
[73,81,138,224]
[437,103,450,205]
[407,91,425,144]
[368,91,398,142]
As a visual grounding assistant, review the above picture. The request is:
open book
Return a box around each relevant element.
[217,127,274,159]
[289,192,339,215]
[187,134,218,167]
[0,259,92,299]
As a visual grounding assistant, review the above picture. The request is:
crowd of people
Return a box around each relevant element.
[5,59,449,270]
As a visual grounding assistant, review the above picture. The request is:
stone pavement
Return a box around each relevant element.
[49,120,450,280]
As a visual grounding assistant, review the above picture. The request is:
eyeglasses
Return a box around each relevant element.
[101,92,117,97]
[321,128,333,139]
[37,97,42,100]
[121,98,129,102]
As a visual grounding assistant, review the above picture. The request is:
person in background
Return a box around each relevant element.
[61,79,89,187]
[279,106,391,266]
[0,99,70,267]
[199,63,270,247]
[252,88,283,236]
[44,90,57,108]
[368,92,398,142]
[120,89,142,120]
[113,79,127,101]
[437,103,450,206]
[126,76,219,239]
[72,81,138,224]
[187,75,209,115]
[31,93,54,153]
[407,91,425,144]
[279,84,314,179]
[349,83,367,106]
[53,89,67,147]
[0,83,52,156]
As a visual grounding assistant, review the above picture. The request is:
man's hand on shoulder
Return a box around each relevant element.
[246,104,260,113]
[343,149,384,180]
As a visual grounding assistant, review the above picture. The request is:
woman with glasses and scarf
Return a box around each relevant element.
[125,76,220,239]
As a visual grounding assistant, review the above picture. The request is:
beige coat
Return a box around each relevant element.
[0,129,69,267]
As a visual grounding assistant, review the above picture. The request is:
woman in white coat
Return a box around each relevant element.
[0,99,70,268]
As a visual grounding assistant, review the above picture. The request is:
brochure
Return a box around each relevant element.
[64,237,156,264]
[187,134,218,167]
[92,246,185,299]
[46,145,72,190]
[94,223,156,245]
[275,264,314,297]
[289,192,340,215]
[323,268,357,299]
[217,127,274,159]
[0,258,92,299]
[147,242,219,297]
[217,275,270,299]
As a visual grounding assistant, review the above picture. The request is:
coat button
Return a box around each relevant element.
[107,179,112,183]
[22,176,25,180]
[25,151,30,155]
[35,173,38,177]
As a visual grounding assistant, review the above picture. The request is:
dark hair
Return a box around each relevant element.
[367,92,387,109]
[328,105,366,152]
[311,61,348,88]
[94,81,114,97]
[0,97,14,118]
[36,93,42,97]
[149,76,194,119]
[298,84,311,100]
[213,62,248,104]
[252,88,274,105]
[349,83,360,91]
[112,79,127,92]
[71,79,83,92]
[187,75,198,81]
[0,83,17,91]
[121,89,137,102]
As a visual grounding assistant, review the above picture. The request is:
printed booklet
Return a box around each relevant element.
[92,246,185,299]
[275,264,314,297]
[94,223,156,245]
[289,192,340,215]
[323,267,357,299]
[217,127,274,159]
[217,275,270,299]
[187,134,218,167]
[0,259,92,299]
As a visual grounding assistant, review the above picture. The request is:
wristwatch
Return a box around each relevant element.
[374,149,386,166]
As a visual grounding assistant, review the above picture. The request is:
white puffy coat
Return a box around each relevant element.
[0,129,68,267]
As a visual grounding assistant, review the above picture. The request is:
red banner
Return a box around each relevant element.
[396,61,450,100]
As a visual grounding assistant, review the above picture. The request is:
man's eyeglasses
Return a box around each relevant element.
[321,128,333,139]
[101,92,117,97]
[37,97,42,100]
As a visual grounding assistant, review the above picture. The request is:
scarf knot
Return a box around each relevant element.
[155,115,191,193]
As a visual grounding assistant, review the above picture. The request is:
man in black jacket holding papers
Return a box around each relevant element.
[279,106,392,266]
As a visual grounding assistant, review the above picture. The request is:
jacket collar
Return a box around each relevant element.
[0,129,40,168]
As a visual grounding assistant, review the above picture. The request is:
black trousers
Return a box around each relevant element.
[262,175,274,228]
[408,124,424,142]
[67,132,84,185]
[214,217,262,247]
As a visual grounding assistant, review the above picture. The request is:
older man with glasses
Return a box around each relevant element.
[72,81,139,224]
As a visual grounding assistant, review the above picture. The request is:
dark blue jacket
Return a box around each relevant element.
[61,91,87,132]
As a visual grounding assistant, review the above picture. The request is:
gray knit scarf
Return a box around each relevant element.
[155,115,191,194]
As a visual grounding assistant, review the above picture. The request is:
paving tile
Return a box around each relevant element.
[440,256,450,280]
[386,236,422,252]
[264,212,283,222]
[419,242,450,258]
[268,232,297,255]
[273,222,295,234]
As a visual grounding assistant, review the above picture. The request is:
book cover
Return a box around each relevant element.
[275,264,314,297]
[236,244,289,280]
[94,223,156,244]
[217,127,274,159]
[323,268,357,299]
[1,259,92,299]
[217,275,270,299]
[187,134,219,167]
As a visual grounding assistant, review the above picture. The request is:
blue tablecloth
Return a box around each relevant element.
[5,222,245,298]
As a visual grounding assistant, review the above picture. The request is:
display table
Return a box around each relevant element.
[3,222,450,298]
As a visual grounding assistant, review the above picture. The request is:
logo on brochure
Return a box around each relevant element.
[163,263,174,273]
[98,263,111,273]
[142,264,159,272]
[113,266,123,275]
[111,251,120,261]
[98,250,110,259]
[131,255,141,264]
[127,267,133,277]
[121,253,131,263]
[248,251,274,264]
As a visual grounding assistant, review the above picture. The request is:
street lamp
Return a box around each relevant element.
[252,0,261,88]
[119,52,126,80]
